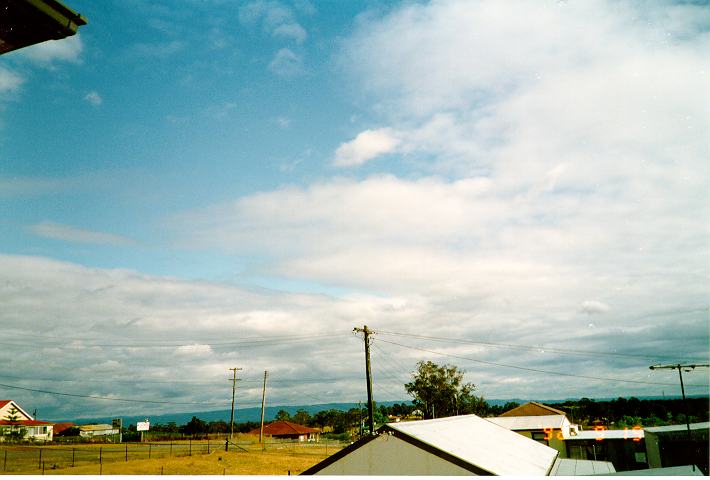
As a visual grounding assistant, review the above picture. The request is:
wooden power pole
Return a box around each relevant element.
[259,370,268,443]
[354,326,375,435]
[649,363,709,472]
[229,367,242,440]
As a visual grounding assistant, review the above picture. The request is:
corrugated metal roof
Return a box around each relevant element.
[487,414,568,430]
[644,422,709,433]
[386,414,559,476]
[569,429,644,440]
[550,458,616,475]
[79,424,114,431]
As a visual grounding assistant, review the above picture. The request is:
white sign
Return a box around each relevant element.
[137,420,150,431]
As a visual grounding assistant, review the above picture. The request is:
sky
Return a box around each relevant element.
[0,0,708,422]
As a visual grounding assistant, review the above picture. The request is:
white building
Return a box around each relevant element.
[0,400,54,442]
[79,424,119,437]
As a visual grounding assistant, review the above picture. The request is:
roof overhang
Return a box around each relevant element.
[0,0,87,55]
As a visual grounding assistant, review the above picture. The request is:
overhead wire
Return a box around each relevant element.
[0,381,226,406]
[377,338,709,388]
[377,330,710,363]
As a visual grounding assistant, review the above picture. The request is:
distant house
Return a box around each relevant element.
[499,401,569,417]
[52,423,76,436]
[0,400,54,442]
[303,414,561,475]
[488,402,580,457]
[79,424,119,438]
[249,420,320,442]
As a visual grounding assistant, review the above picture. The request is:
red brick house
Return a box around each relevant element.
[249,420,320,442]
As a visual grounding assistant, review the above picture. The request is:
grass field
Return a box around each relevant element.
[0,441,342,475]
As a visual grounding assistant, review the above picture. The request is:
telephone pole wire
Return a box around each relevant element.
[229,367,242,440]
[354,326,375,435]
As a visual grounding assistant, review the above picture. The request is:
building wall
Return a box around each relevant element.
[315,434,476,476]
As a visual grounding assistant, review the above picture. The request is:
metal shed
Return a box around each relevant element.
[302,414,559,476]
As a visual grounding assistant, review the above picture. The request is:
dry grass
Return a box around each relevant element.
[5,445,340,476]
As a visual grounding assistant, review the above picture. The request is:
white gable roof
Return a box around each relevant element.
[487,414,569,430]
[387,414,559,476]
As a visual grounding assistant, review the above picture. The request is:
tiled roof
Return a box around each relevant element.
[52,423,75,435]
[499,401,567,417]
[249,420,320,436]
[0,419,53,426]
[0,400,11,409]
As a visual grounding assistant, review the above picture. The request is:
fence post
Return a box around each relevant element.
[72,448,75,467]
[207,438,210,454]
[148,443,152,459]
[189,438,192,456]
[3,449,7,471]
[99,446,103,464]
[125,443,128,462]
[38,448,42,469]
[169,442,172,456]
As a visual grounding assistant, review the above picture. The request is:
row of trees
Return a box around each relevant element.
[79,360,709,440]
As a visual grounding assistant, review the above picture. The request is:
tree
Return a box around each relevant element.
[4,407,27,442]
[293,409,311,425]
[182,416,208,435]
[405,360,485,419]
[275,409,291,421]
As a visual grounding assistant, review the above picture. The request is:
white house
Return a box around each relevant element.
[0,400,54,442]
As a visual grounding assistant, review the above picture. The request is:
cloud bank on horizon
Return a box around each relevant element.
[0,0,708,420]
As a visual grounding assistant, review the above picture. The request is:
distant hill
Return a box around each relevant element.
[55,395,701,426]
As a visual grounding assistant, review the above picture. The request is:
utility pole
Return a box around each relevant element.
[229,367,242,440]
[649,363,709,471]
[354,326,375,435]
[259,370,268,444]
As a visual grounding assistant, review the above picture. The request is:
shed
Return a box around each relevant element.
[302,414,559,476]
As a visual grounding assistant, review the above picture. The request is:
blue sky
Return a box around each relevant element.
[1,0,709,421]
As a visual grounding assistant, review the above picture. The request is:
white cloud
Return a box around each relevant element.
[21,35,83,65]
[84,91,103,106]
[29,221,135,246]
[268,48,304,76]
[169,0,709,403]
[333,128,401,167]
[580,301,611,315]
[276,116,291,128]
[240,1,308,44]
[0,67,24,93]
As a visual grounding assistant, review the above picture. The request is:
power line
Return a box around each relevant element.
[0,381,226,406]
[377,330,709,363]
[377,338,709,388]
[0,332,350,349]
